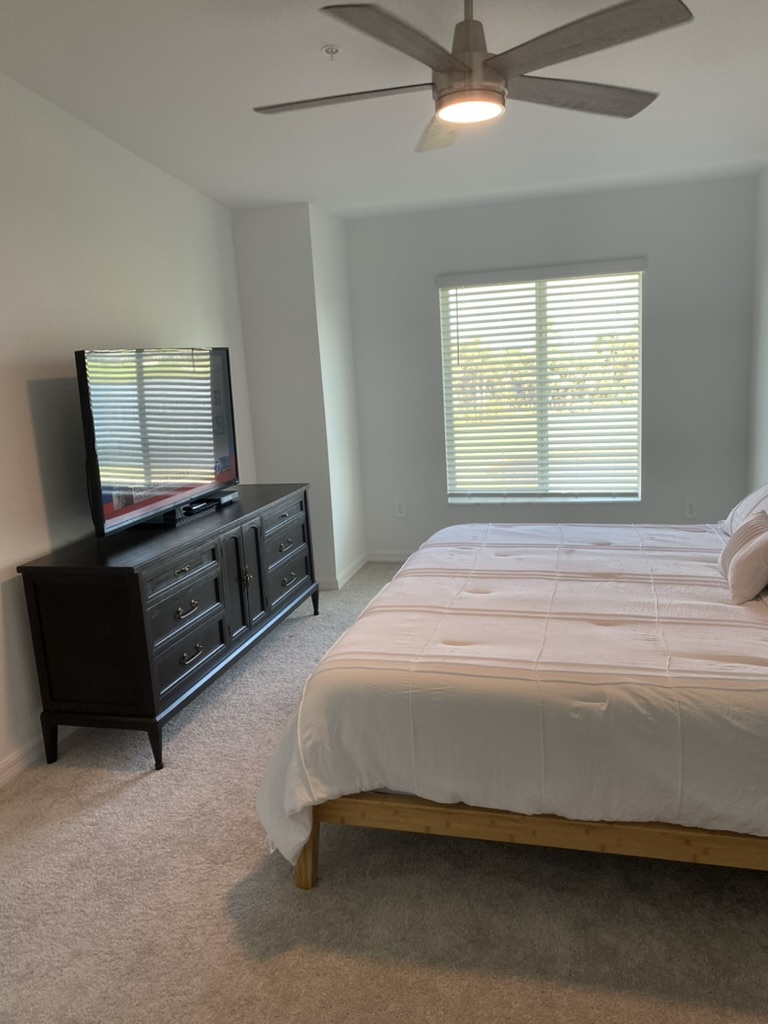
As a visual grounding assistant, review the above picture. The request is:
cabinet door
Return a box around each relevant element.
[241,519,267,630]
[220,521,267,642]
[220,528,250,643]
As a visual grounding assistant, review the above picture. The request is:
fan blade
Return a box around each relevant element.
[322,4,470,73]
[506,75,657,117]
[485,0,692,78]
[254,81,431,114]
[416,117,459,152]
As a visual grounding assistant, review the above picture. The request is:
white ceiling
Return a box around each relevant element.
[0,0,766,216]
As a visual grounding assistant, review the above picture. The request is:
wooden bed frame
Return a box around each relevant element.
[294,791,768,888]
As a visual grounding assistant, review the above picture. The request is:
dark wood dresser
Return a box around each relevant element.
[17,484,318,768]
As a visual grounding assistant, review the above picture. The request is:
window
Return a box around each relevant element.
[438,260,644,503]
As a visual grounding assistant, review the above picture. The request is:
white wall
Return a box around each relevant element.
[0,73,255,781]
[232,203,367,589]
[346,176,757,558]
[232,204,335,586]
[750,169,768,486]
[308,207,367,586]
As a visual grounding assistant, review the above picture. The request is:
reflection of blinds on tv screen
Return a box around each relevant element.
[87,349,219,488]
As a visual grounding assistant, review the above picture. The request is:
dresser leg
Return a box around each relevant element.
[147,724,164,770]
[312,590,319,616]
[40,712,58,764]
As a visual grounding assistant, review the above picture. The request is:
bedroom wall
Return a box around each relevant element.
[749,168,768,487]
[0,72,256,782]
[346,175,757,559]
[232,203,367,589]
[308,206,367,586]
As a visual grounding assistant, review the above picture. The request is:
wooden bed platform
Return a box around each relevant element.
[295,791,768,888]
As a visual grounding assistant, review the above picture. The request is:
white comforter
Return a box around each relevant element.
[257,523,768,864]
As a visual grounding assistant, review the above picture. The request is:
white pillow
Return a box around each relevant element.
[722,482,768,536]
[719,511,768,604]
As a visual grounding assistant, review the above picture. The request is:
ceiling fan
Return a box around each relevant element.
[254,0,693,150]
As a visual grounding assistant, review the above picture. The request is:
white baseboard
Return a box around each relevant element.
[317,552,406,592]
[335,552,371,589]
[315,576,339,591]
[0,735,44,787]
[0,726,79,789]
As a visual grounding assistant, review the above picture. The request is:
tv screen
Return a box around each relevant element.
[75,347,239,536]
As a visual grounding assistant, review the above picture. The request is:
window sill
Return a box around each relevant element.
[448,495,642,505]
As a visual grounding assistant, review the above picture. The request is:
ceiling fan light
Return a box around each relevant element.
[436,90,505,124]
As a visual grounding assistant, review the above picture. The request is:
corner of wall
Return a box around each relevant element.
[749,168,768,487]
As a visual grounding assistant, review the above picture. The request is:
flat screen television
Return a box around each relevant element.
[75,347,239,536]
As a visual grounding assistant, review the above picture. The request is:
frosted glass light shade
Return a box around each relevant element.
[436,90,505,123]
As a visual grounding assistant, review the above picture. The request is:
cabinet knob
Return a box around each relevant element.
[242,565,254,587]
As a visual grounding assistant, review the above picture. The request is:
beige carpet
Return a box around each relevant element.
[1,561,767,1024]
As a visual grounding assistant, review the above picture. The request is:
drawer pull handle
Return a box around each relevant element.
[175,599,199,621]
[279,512,290,520]
[180,643,204,666]
[278,538,294,553]
[281,571,298,588]
[174,564,192,577]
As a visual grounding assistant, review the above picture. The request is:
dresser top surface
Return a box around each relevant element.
[17,484,309,575]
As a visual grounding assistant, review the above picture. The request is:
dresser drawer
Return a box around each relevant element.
[145,544,218,598]
[264,517,308,571]
[263,494,306,534]
[156,614,227,704]
[267,551,311,609]
[148,570,223,647]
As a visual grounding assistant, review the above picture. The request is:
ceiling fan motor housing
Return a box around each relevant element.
[432,18,507,110]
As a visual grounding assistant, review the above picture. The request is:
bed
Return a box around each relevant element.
[257,489,768,887]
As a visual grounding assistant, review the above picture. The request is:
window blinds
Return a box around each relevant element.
[438,262,643,501]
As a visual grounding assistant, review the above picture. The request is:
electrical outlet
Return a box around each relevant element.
[393,500,407,519]
[683,497,698,520]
